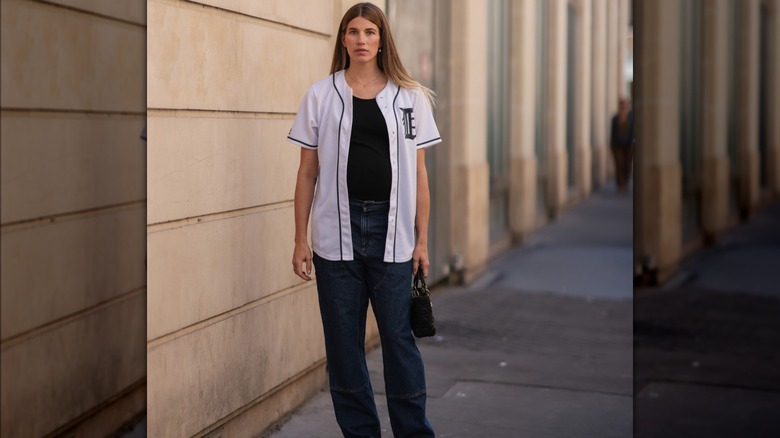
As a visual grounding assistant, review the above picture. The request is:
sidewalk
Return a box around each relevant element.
[265,187,634,438]
[634,199,780,437]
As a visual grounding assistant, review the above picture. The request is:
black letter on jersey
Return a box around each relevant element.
[400,108,416,140]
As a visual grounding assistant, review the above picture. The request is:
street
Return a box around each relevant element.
[635,200,780,437]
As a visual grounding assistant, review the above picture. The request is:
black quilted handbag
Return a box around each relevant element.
[410,269,436,338]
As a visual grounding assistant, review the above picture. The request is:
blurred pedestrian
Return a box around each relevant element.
[610,97,634,192]
[288,2,440,437]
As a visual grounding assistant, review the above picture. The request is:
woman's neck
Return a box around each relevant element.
[346,63,383,81]
[345,62,387,98]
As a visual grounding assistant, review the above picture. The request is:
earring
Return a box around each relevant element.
[379,48,382,52]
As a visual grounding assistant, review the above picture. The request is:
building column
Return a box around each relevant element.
[575,0,593,197]
[767,0,780,196]
[448,0,489,282]
[605,0,620,181]
[546,0,568,217]
[634,0,682,281]
[737,0,762,214]
[700,0,731,241]
[509,0,537,243]
[606,0,619,118]
[591,0,608,187]
[617,0,630,98]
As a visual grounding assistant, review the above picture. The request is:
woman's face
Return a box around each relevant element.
[618,100,629,117]
[342,16,381,65]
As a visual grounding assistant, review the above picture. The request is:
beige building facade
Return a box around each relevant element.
[634,0,780,283]
[1,0,629,436]
[1,0,146,436]
[146,0,630,435]
[145,1,385,436]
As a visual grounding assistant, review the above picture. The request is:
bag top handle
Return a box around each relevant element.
[414,268,427,288]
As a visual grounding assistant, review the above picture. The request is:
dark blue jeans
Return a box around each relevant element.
[313,199,435,438]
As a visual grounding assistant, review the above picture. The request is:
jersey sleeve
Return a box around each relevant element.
[413,89,442,149]
[287,86,319,149]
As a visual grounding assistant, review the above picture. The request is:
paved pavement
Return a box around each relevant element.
[265,186,634,438]
[115,415,146,438]
[634,200,780,437]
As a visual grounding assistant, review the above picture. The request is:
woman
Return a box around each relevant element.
[610,97,634,192]
[287,2,440,437]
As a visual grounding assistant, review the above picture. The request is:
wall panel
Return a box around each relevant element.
[190,0,333,34]
[147,0,331,112]
[0,0,145,112]
[1,114,145,223]
[147,206,302,340]
[147,286,324,437]
[1,206,145,340]
[147,116,297,224]
[46,0,146,25]
[0,293,145,437]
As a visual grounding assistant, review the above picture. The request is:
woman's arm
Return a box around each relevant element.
[293,148,319,281]
[413,148,430,277]
[610,115,617,148]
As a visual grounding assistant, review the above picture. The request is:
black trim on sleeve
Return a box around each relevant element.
[416,137,442,147]
[287,136,318,148]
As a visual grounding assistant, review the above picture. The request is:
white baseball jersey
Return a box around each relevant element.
[288,70,442,263]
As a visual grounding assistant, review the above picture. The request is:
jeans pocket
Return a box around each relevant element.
[313,253,363,288]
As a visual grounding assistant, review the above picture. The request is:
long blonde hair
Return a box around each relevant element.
[330,2,435,106]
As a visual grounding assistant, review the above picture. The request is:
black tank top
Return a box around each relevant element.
[347,96,392,201]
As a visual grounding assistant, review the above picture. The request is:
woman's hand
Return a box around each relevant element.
[293,242,313,281]
[412,242,429,278]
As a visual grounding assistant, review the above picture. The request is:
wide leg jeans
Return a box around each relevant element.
[312,199,435,438]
